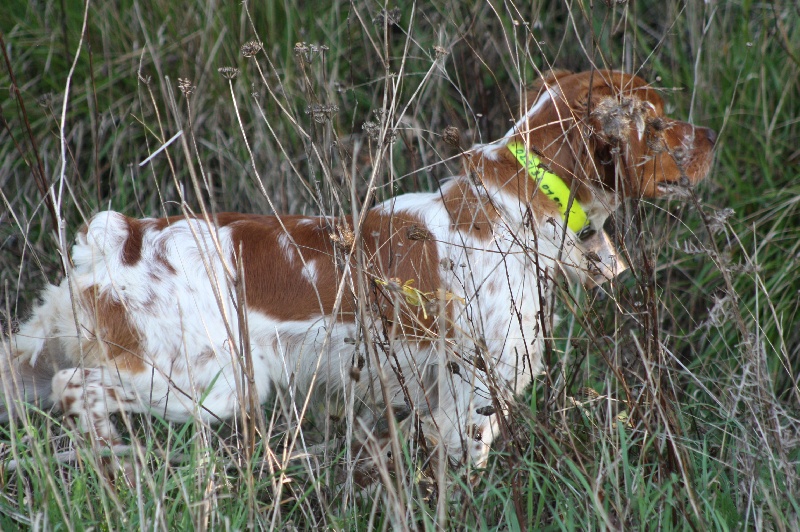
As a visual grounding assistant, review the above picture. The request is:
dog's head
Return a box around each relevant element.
[507,69,716,203]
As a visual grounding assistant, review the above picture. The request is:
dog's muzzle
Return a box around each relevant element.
[582,230,628,289]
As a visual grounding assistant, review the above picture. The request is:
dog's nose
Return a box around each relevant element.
[702,127,717,145]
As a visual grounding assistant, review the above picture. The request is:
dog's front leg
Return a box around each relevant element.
[51,366,134,445]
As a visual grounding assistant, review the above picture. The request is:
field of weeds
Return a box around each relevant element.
[1,1,798,529]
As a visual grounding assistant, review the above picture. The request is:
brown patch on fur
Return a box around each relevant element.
[143,216,344,321]
[227,215,350,321]
[76,221,89,238]
[439,178,498,238]
[131,210,445,336]
[405,225,432,241]
[196,348,217,366]
[360,211,439,289]
[82,287,146,373]
[121,217,144,265]
[106,387,137,405]
[360,210,442,334]
[153,240,176,275]
[203,210,445,331]
[60,395,76,414]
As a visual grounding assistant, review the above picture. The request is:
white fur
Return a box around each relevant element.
[503,86,558,139]
[471,143,503,161]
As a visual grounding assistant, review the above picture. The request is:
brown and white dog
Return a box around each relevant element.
[1,70,715,469]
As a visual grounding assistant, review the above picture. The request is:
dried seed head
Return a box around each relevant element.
[177,78,195,96]
[729,259,761,274]
[218,66,239,80]
[671,146,690,168]
[673,239,706,255]
[645,117,669,152]
[305,103,338,123]
[592,95,651,143]
[475,405,496,416]
[36,93,52,108]
[577,387,601,400]
[439,257,455,271]
[362,109,396,143]
[383,278,402,292]
[362,120,380,140]
[406,225,432,241]
[1,317,20,335]
[442,125,461,148]
[705,293,735,328]
[446,361,461,375]
[241,40,263,58]
[293,42,329,64]
[329,224,355,249]
[708,207,735,234]
[372,7,401,27]
[433,45,449,59]
[294,42,309,57]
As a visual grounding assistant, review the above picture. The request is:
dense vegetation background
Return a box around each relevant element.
[1,0,798,529]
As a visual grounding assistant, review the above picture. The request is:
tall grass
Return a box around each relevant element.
[1,0,798,529]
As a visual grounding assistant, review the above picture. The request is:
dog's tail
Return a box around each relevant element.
[1,321,58,423]
[0,359,57,423]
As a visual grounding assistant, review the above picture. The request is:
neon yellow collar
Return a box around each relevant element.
[506,141,590,235]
